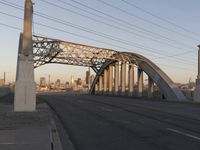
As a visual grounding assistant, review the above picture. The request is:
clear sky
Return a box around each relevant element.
[0,0,200,84]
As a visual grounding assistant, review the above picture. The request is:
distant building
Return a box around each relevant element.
[71,75,74,86]
[86,71,90,84]
[55,79,61,89]
[40,77,46,87]
[77,78,82,85]
[0,79,4,86]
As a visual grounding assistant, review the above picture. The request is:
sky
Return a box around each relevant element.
[0,0,200,84]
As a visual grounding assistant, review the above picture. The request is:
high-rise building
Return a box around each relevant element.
[40,77,46,87]
[71,75,74,85]
[55,79,61,89]
[77,78,82,85]
[86,71,90,84]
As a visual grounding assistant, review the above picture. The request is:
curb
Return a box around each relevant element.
[47,103,76,150]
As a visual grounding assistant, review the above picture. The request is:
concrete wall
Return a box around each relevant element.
[0,86,11,98]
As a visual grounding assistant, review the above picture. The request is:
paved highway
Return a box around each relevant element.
[38,94,200,150]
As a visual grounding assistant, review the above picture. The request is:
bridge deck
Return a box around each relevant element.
[39,94,200,150]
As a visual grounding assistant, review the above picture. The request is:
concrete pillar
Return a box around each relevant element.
[99,76,103,94]
[138,68,143,97]
[128,64,134,96]
[109,64,113,94]
[148,76,154,98]
[121,62,126,95]
[14,0,36,111]
[103,68,108,94]
[95,83,98,94]
[88,67,91,90]
[114,62,119,95]
[194,45,200,101]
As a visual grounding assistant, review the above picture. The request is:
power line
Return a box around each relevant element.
[0,22,21,31]
[40,0,197,61]
[121,0,200,38]
[97,0,199,41]
[58,0,195,50]
[41,0,196,52]
[34,12,197,64]
[0,1,165,57]
[0,21,196,72]
[0,1,197,65]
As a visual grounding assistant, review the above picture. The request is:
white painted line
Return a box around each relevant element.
[167,128,200,141]
[0,143,16,145]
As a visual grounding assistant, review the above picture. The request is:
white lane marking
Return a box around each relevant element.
[101,107,113,112]
[0,143,16,145]
[167,128,200,141]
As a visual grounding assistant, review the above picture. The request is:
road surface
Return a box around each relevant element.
[38,94,200,150]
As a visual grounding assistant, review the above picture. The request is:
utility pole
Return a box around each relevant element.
[14,0,36,111]
[194,45,200,101]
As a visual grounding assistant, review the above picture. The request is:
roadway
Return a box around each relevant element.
[38,94,200,150]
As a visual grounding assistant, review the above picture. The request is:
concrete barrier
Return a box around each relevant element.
[0,86,11,98]
[182,90,194,101]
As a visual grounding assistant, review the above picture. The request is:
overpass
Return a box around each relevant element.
[14,0,187,111]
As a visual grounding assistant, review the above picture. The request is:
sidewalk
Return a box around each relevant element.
[0,100,63,150]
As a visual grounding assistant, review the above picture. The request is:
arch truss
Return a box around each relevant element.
[33,35,186,101]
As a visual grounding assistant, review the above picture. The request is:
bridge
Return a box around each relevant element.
[1,0,200,149]
[14,0,200,113]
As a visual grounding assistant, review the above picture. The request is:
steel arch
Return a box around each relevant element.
[89,52,186,101]
[32,35,186,101]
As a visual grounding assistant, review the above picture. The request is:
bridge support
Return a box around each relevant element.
[95,83,98,94]
[114,62,119,95]
[99,75,103,94]
[138,68,143,97]
[14,0,36,111]
[194,45,200,102]
[148,76,154,98]
[109,64,113,94]
[121,62,126,95]
[103,68,108,94]
[128,64,134,96]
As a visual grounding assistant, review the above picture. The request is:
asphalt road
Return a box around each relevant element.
[38,94,200,150]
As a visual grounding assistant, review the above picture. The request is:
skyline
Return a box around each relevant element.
[0,0,200,83]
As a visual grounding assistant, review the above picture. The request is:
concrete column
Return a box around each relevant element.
[128,64,134,96]
[138,68,143,97]
[148,76,154,98]
[95,83,98,94]
[14,0,36,111]
[109,64,113,94]
[103,68,108,94]
[99,76,103,94]
[114,62,119,95]
[194,45,200,101]
[121,62,126,95]
[88,67,91,90]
